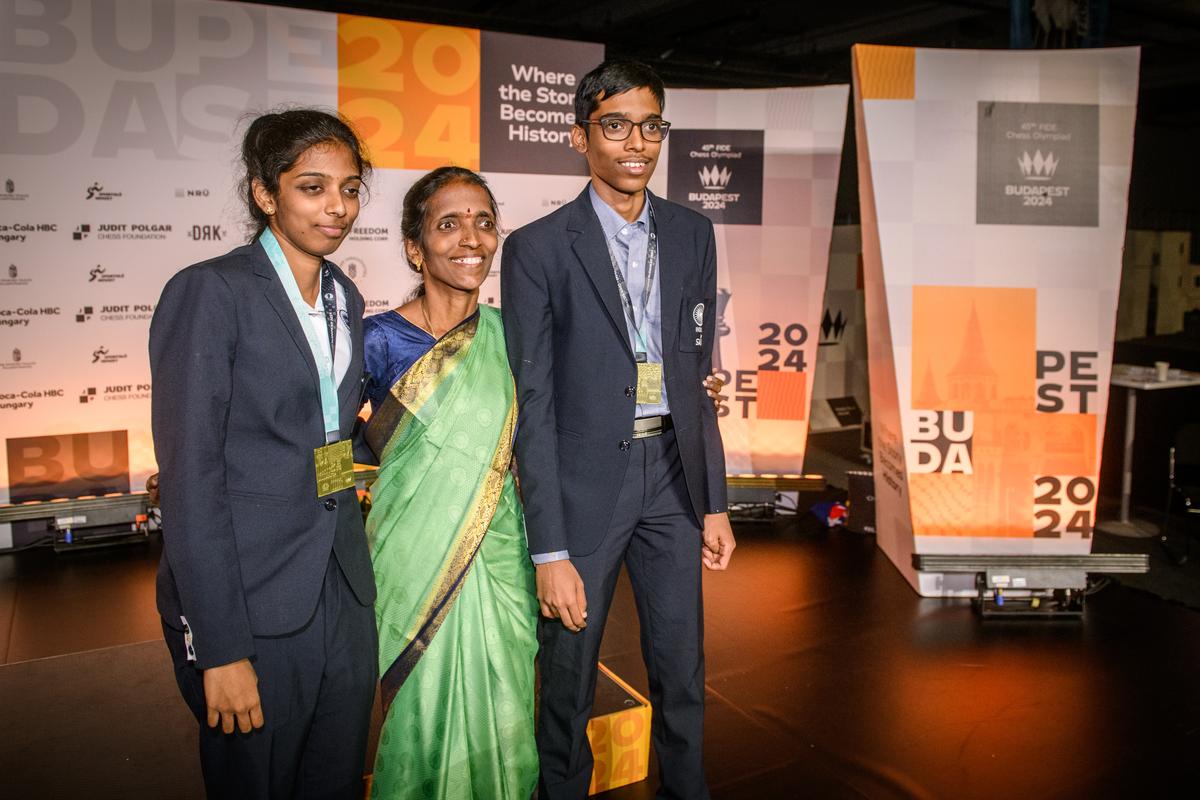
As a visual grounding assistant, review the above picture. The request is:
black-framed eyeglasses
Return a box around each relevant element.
[580,117,672,142]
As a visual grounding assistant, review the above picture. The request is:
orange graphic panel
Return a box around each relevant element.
[6,430,131,501]
[910,409,1040,538]
[908,287,1050,538]
[909,473,980,537]
[853,45,916,100]
[908,413,1097,539]
[756,371,807,420]
[912,286,1036,412]
[1033,413,1097,476]
[906,285,1099,540]
[338,16,480,170]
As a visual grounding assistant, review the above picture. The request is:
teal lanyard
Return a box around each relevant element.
[258,229,341,441]
[606,209,658,356]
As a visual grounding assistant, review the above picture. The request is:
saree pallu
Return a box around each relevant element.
[366,306,537,800]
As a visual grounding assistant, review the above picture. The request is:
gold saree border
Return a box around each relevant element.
[379,398,516,711]
[370,311,516,711]
[364,315,478,462]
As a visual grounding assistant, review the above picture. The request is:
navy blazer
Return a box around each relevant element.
[501,188,728,557]
[149,242,375,670]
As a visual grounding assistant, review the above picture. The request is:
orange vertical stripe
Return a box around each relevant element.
[853,45,916,100]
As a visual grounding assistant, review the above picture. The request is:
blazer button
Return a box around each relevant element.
[323,498,338,511]
[625,386,636,397]
[619,440,631,451]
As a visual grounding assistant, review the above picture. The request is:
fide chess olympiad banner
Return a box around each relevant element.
[0,0,845,550]
[851,45,1139,595]
[651,86,849,473]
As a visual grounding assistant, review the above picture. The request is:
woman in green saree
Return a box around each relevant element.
[362,167,537,799]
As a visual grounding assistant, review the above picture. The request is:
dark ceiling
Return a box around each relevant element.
[249,0,1200,125]
[244,0,1200,230]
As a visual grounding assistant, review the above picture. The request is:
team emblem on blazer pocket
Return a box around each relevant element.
[692,303,706,346]
[681,297,707,351]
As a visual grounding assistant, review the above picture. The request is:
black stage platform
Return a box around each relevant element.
[1,523,1197,799]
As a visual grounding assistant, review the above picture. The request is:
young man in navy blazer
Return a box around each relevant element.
[501,60,736,800]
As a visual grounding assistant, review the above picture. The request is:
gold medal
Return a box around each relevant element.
[636,361,663,405]
[313,439,354,497]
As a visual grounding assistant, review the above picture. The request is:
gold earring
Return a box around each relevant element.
[265,206,275,215]
[413,259,423,273]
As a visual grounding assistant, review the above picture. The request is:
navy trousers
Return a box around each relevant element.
[164,555,377,800]
[537,427,709,800]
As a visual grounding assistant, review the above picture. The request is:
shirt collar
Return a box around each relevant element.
[589,184,650,243]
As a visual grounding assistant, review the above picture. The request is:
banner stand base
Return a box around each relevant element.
[913,553,1149,618]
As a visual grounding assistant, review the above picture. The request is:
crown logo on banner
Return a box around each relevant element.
[1017,150,1058,180]
[697,165,732,190]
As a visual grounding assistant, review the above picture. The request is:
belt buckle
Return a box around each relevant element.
[632,416,664,439]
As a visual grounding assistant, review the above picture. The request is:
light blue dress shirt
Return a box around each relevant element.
[589,185,670,418]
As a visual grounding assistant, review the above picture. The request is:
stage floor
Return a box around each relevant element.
[1,522,1197,799]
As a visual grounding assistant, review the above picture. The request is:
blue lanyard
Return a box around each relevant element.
[258,229,341,441]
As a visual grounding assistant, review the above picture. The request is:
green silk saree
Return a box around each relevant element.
[365,306,537,799]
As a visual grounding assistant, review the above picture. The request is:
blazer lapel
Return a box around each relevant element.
[567,189,634,358]
[250,242,323,396]
[649,191,681,352]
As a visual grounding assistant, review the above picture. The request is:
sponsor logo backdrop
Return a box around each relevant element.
[851,45,1138,595]
[0,0,845,545]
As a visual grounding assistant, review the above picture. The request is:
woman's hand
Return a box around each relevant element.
[702,369,726,412]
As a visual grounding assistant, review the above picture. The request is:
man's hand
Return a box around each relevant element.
[702,512,736,570]
[535,559,588,632]
[203,658,263,734]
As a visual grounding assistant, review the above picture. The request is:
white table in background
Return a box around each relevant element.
[1099,363,1200,537]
